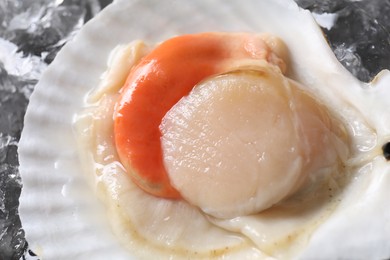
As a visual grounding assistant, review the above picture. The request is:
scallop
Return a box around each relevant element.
[161,68,349,219]
[18,0,390,259]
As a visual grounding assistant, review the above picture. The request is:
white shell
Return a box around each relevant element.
[19,0,390,259]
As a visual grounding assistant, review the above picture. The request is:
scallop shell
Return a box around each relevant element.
[18,0,390,259]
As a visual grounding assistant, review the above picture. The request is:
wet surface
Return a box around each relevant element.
[0,1,109,258]
[296,0,390,81]
[0,0,388,259]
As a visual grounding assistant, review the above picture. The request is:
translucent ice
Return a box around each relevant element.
[0,41,41,260]
[0,1,106,259]
[0,133,25,259]
[0,0,102,62]
[0,40,44,260]
[296,0,390,82]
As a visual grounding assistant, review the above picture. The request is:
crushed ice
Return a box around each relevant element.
[296,0,390,81]
[0,0,104,259]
